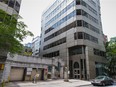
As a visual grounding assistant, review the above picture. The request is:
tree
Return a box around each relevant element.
[0,9,33,54]
[106,37,116,77]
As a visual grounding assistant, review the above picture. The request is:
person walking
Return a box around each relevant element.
[33,73,39,83]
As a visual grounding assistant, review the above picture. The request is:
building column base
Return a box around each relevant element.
[64,79,69,82]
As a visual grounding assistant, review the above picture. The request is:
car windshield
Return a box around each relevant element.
[95,76,105,79]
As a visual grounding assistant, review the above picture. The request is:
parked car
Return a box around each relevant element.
[91,76,114,86]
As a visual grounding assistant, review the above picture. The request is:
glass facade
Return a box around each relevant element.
[45,10,76,34]
[45,1,75,27]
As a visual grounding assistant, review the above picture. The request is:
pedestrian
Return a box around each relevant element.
[33,73,39,83]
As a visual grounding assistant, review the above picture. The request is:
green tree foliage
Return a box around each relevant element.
[106,37,116,76]
[0,9,33,54]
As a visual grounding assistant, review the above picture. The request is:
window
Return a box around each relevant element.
[81,1,87,7]
[45,1,75,28]
[43,37,66,50]
[83,21,89,28]
[76,0,81,5]
[43,51,59,57]
[82,10,88,17]
[14,1,20,13]
[84,33,90,40]
[69,45,84,56]
[45,10,76,34]
[74,62,79,68]
[78,32,83,39]
[93,48,106,57]
[9,0,15,8]
[76,9,81,15]
[44,21,76,42]
[74,32,98,43]
[77,20,82,26]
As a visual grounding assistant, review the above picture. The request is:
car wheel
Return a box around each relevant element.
[110,81,114,85]
[102,82,105,86]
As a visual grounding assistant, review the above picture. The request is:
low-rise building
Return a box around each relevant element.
[1,54,64,82]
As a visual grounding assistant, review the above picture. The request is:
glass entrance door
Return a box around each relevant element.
[73,62,80,79]
[74,69,80,79]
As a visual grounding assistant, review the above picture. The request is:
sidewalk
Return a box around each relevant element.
[5,79,91,87]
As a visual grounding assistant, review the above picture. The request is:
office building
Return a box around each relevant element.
[40,0,107,79]
[32,36,40,57]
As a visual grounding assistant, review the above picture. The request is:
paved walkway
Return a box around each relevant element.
[5,79,91,87]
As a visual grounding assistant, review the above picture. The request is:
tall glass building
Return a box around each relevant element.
[40,0,107,79]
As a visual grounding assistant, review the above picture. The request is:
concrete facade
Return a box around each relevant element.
[40,0,107,80]
[1,54,64,82]
[0,0,21,15]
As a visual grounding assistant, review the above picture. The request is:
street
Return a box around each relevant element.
[5,79,116,87]
[78,83,116,87]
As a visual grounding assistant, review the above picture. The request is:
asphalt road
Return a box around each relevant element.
[79,82,116,87]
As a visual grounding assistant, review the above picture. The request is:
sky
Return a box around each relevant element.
[19,0,116,44]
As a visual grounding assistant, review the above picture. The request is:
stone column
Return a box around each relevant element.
[2,63,11,82]
[60,66,64,79]
[64,48,69,82]
[51,65,55,79]
[85,46,90,80]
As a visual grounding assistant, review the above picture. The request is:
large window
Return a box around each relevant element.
[93,48,106,57]
[43,37,66,50]
[45,10,76,34]
[77,20,82,26]
[74,62,79,68]
[74,32,98,43]
[45,1,75,27]
[78,32,84,39]
[76,0,97,15]
[76,9,98,24]
[69,45,85,56]
[43,51,59,57]
[76,0,81,5]
[44,20,99,42]
[44,21,76,42]
[8,0,15,8]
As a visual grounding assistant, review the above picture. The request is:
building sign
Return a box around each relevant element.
[26,68,32,75]
[26,71,31,75]
[27,68,32,71]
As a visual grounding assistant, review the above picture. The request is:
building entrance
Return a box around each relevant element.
[73,62,80,79]
[74,69,80,79]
